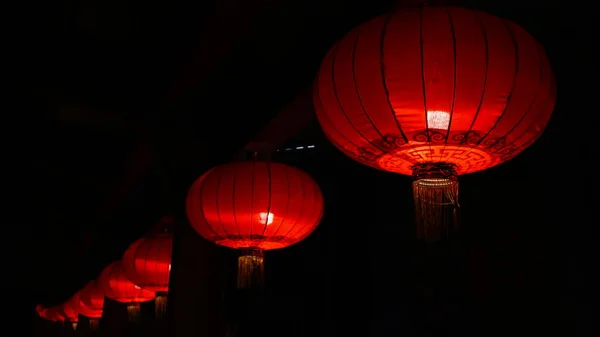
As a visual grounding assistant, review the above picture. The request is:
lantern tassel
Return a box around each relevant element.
[71,322,78,331]
[237,248,265,289]
[155,293,168,319]
[126,303,141,323]
[89,318,99,331]
[412,163,460,241]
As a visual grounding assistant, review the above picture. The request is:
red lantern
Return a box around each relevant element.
[46,307,65,323]
[186,160,324,288]
[35,304,47,319]
[61,300,79,330]
[313,6,556,240]
[97,261,155,322]
[76,282,104,330]
[122,215,173,318]
[37,305,65,323]
[79,281,104,313]
[62,301,78,322]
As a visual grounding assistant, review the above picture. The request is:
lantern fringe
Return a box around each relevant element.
[89,318,99,331]
[126,303,141,323]
[155,293,168,319]
[412,163,460,241]
[237,248,265,289]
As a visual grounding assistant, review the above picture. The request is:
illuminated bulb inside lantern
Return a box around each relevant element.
[168,264,171,271]
[258,212,274,225]
[134,285,140,289]
[427,110,450,130]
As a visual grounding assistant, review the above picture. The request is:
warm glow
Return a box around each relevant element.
[122,235,172,293]
[258,212,274,225]
[98,262,155,303]
[427,110,450,130]
[313,7,555,177]
[376,144,494,175]
[186,162,324,250]
[416,178,455,187]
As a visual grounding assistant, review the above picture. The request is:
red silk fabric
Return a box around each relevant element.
[187,161,324,250]
[122,234,172,293]
[314,7,556,175]
[97,261,155,303]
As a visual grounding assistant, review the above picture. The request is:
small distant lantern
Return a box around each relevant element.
[122,215,173,318]
[61,301,79,331]
[76,281,104,330]
[97,261,155,322]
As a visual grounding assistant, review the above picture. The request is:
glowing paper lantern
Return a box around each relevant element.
[122,215,173,318]
[97,261,155,322]
[61,301,79,330]
[76,281,104,330]
[46,307,65,323]
[186,159,324,288]
[313,6,555,240]
[36,305,66,323]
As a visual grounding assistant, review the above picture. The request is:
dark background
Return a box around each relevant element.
[6,0,592,336]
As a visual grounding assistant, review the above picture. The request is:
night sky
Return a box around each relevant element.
[7,0,592,336]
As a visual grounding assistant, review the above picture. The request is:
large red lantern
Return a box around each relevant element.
[76,282,104,330]
[97,261,155,322]
[186,159,324,288]
[122,215,173,318]
[313,6,556,240]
